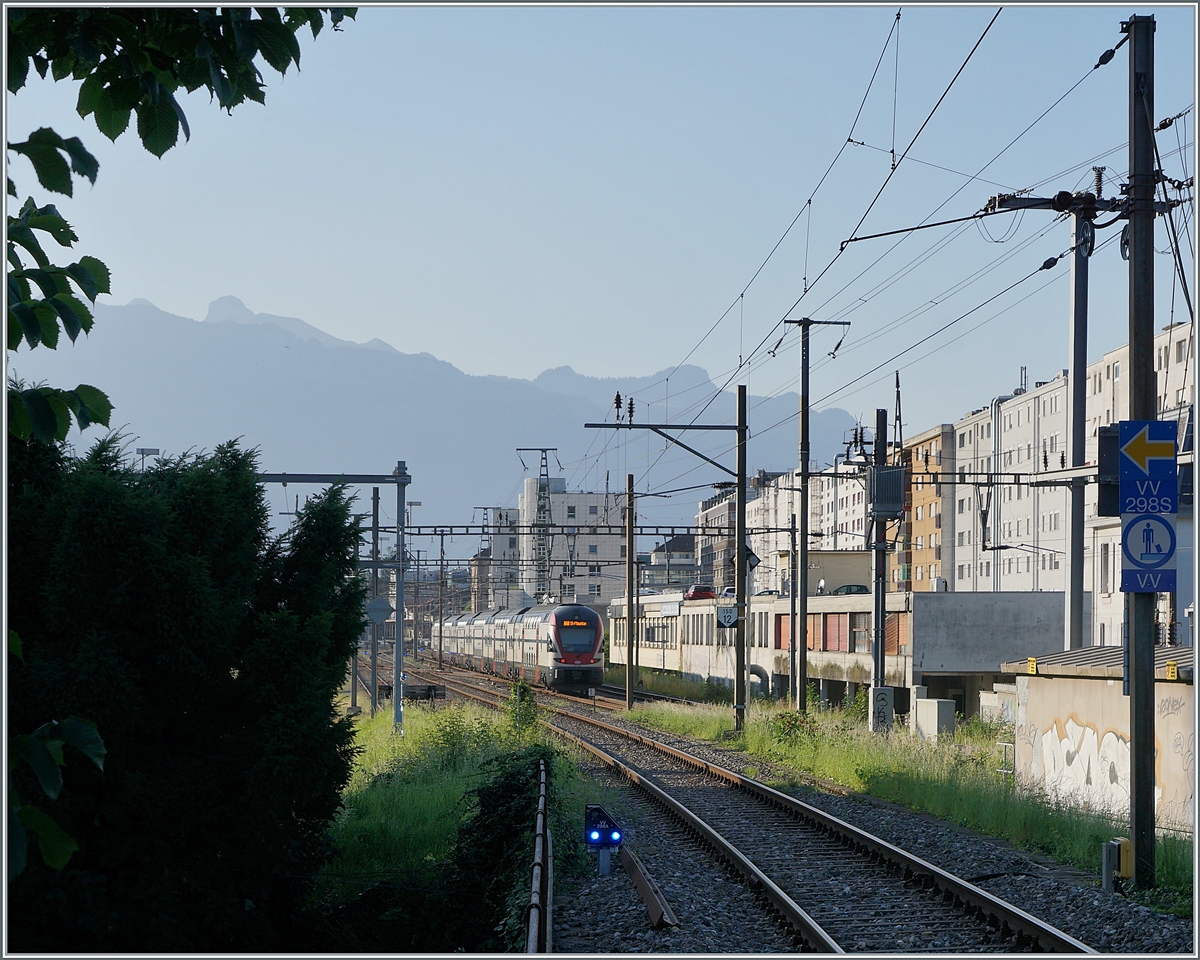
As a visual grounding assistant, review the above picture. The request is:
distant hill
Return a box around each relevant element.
[8,297,856,528]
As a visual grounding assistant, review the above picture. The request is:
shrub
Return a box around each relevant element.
[8,436,364,951]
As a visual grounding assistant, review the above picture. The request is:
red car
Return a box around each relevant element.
[684,584,716,600]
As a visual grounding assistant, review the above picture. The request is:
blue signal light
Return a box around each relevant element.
[610,830,621,843]
[589,830,601,842]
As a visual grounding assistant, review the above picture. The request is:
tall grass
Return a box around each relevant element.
[628,700,1193,907]
[315,701,505,905]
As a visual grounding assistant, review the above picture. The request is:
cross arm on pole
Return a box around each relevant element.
[583,422,737,477]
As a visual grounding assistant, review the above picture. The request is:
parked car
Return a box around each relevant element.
[829,583,870,595]
[684,584,716,600]
[755,589,780,596]
[720,586,737,599]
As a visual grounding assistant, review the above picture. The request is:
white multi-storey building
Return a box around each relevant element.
[936,321,1193,647]
[517,478,628,605]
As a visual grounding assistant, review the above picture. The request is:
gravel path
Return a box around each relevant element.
[552,711,1195,955]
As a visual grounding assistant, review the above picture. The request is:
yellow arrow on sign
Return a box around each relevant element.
[1121,426,1175,474]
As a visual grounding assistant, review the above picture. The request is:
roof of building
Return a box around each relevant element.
[1000,644,1193,682]
[654,533,694,554]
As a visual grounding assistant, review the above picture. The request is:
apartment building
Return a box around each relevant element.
[900,423,956,591]
[923,320,1192,647]
[517,478,628,605]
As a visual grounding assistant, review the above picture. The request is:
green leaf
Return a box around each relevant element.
[8,388,32,441]
[7,177,15,198]
[17,267,61,300]
[9,804,28,880]
[7,223,51,266]
[26,212,78,247]
[77,256,110,295]
[8,309,25,351]
[49,294,91,342]
[64,261,98,301]
[17,806,79,871]
[80,73,136,141]
[56,719,106,772]
[37,307,60,350]
[71,384,112,428]
[13,735,63,800]
[163,88,191,142]
[19,388,70,443]
[8,132,73,197]
[253,19,302,75]
[76,71,104,119]
[50,54,74,82]
[135,98,179,157]
[8,630,23,663]
[60,137,99,186]
[8,39,29,94]
[12,302,42,348]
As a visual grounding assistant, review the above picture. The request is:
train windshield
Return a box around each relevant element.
[557,623,596,653]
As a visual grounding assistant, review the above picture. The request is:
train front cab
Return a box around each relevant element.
[548,605,604,691]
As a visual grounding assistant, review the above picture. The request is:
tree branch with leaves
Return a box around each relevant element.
[6,7,356,442]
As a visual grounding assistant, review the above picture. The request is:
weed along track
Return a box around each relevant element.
[412,669,1094,953]
[547,710,1094,954]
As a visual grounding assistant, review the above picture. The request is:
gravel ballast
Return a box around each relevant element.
[552,712,1194,954]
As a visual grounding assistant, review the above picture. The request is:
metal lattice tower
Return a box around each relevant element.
[517,448,557,601]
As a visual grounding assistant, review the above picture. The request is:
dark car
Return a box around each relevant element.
[684,584,716,600]
[830,583,870,595]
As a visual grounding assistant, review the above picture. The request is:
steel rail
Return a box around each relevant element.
[546,709,1096,955]
[551,721,840,953]
[411,671,1094,953]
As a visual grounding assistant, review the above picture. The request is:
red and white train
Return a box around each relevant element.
[432,603,604,694]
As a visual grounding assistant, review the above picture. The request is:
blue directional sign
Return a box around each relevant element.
[1119,420,1178,593]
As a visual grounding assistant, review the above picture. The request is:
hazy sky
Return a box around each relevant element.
[6,4,1196,437]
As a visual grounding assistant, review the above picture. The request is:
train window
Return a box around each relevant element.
[559,622,596,652]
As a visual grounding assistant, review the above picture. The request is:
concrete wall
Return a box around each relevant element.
[1015,674,1194,831]
[911,591,1072,679]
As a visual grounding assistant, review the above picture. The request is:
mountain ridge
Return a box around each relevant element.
[9,297,856,527]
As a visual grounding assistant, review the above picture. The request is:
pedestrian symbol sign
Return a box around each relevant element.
[1118,420,1177,594]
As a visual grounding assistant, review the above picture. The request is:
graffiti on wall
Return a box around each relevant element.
[1019,717,1157,819]
[1159,730,1194,831]
[1019,689,1194,831]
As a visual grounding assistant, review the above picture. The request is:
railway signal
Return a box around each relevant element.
[585,803,622,875]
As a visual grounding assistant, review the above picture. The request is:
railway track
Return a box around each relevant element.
[405,669,1094,953]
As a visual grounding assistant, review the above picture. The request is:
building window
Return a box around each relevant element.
[588,544,598,554]
[959,432,966,448]
[1100,543,1110,594]
[957,532,964,547]
[957,564,965,580]
[1177,340,1186,363]
[915,505,924,521]
[567,505,576,518]
[588,584,601,596]
[563,584,576,598]
[588,564,601,576]
[509,537,517,549]
[915,565,924,580]
[958,499,965,514]
[620,545,626,557]
[589,504,598,515]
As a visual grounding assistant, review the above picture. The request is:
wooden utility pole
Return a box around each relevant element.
[1125,12,1157,888]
